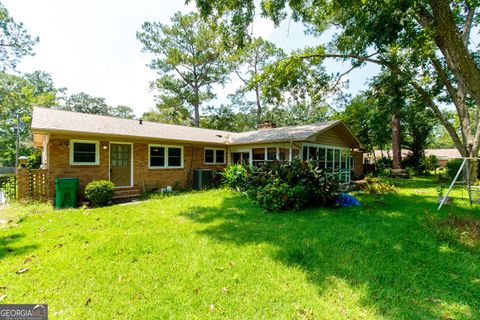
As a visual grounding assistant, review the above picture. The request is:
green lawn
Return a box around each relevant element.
[1,177,479,319]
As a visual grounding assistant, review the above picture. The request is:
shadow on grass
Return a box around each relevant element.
[0,233,38,260]
[182,191,480,319]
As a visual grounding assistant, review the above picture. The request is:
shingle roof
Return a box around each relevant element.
[370,148,462,160]
[32,107,232,145]
[229,121,341,144]
[31,107,358,147]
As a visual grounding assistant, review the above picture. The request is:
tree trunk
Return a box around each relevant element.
[255,84,262,122]
[392,110,402,169]
[193,85,200,127]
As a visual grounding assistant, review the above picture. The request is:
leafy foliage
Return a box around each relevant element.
[222,160,339,212]
[61,92,135,118]
[84,180,115,207]
[361,175,396,194]
[445,159,464,181]
[0,2,39,70]
[137,12,231,127]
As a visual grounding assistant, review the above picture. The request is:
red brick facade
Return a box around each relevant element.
[45,135,226,202]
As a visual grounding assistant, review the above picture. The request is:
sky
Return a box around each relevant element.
[4,0,380,117]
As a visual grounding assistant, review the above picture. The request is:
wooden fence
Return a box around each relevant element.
[17,168,49,201]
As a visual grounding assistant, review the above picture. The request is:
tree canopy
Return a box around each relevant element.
[137,12,232,127]
[0,2,38,70]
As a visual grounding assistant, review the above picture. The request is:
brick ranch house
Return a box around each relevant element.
[30,107,364,203]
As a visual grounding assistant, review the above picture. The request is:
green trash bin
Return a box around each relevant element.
[55,178,79,209]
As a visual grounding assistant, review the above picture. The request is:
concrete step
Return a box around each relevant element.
[113,188,141,200]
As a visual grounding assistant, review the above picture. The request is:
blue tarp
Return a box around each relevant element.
[337,193,361,207]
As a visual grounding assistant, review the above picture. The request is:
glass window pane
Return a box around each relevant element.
[327,149,334,168]
[335,150,341,169]
[292,148,300,159]
[205,149,214,163]
[168,147,182,167]
[150,156,164,167]
[150,147,164,157]
[267,148,276,161]
[252,148,265,161]
[308,147,318,160]
[318,148,326,167]
[302,146,308,160]
[73,142,96,163]
[74,152,96,163]
[279,148,289,161]
[74,143,95,153]
[216,150,225,163]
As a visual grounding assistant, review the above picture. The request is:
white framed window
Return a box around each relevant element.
[204,148,226,164]
[70,139,100,165]
[148,144,184,169]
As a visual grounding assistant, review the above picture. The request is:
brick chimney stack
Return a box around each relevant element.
[256,121,277,130]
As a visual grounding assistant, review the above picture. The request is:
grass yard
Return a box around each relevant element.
[1,177,479,319]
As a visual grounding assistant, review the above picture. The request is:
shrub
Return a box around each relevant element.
[221,164,247,189]
[222,159,339,212]
[361,174,395,194]
[84,180,115,207]
[445,159,464,181]
[425,155,439,172]
[376,157,393,170]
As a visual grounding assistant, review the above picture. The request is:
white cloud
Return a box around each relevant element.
[251,17,275,39]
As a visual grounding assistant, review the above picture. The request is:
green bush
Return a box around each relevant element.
[376,157,393,170]
[361,174,396,194]
[222,159,339,212]
[221,164,247,189]
[445,159,464,181]
[84,180,115,207]
[425,155,439,172]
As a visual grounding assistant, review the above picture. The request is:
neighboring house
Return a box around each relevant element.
[31,107,364,202]
[366,149,462,167]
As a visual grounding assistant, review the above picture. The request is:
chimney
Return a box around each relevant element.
[256,120,277,130]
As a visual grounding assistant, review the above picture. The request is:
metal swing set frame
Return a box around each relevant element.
[438,157,480,210]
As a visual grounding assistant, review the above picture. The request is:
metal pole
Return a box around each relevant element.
[15,111,20,167]
[438,158,467,210]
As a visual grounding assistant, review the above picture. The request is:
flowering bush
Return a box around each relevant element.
[222,159,339,212]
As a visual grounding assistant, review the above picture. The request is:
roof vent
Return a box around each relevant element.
[139,119,143,125]
[256,120,277,130]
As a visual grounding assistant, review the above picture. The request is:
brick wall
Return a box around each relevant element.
[46,136,226,202]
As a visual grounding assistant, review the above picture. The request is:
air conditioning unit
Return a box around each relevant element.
[193,169,214,190]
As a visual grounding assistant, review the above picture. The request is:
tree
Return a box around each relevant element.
[61,92,112,115]
[112,105,135,119]
[193,0,480,179]
[340,94,391,157]
[137,12,231,127]
[401,96,437,173]
[0,71,60,166]
[0,2,38,70]
[232,37,285,122]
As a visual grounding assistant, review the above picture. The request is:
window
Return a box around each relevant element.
[252,148,265,166]
[168,147,182,167]
[278,148,289,161]
[326,149,334,168]
[70,140,99,165]
[318,148,326,168]
[334,149,341,169]
[148,145,183,168]
[267,148,277,161]
[150,146,165,167]
[204,148,226,164]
